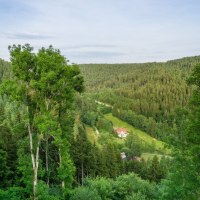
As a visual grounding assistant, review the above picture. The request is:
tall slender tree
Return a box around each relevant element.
[0,44,84,199]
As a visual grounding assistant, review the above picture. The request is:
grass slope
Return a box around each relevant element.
[141,153,171,161]
[105,113,169,153]
[85,114,170,160]
[85,126,99,146]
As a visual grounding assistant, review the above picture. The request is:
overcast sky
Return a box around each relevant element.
[0,0,200,63]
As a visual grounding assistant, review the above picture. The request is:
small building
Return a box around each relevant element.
[120,152,127,159]
[115,128,128,138]
[131,156,142,162]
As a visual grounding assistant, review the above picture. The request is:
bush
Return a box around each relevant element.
[84,177,114,199]
[98,105,112,114]
[113,173,156,200]
[81,112,98,126]
[125,192,147,200]
[0,187,26,200]
[96,117,113,133]
[69,187,101,200]
[69,173,157,200]
[37,181,60,200]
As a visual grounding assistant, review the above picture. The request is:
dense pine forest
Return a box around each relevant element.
[0,45,200,199]
[80,57,200,141]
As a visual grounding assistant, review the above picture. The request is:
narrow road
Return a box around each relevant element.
[95,100,113,108]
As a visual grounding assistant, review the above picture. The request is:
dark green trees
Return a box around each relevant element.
[71,124,94,185]
[147,156,166,183]
[159,63,200,199]
[70,121,123,185]
[80,58,200,141]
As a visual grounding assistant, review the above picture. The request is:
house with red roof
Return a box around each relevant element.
[115,128,128,138]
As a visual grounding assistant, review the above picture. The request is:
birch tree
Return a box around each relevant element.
[1,44,84,199]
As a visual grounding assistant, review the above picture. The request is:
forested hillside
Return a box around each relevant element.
[0,50,200,199]
[80,56,200,141]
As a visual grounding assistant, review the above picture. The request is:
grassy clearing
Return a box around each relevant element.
[105,113,169,153]
[85,126,100,147]
[86,126,124,146]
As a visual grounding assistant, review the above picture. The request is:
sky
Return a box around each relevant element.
[0,0,200,63]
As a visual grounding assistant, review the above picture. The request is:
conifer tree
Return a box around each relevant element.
[147,156,165,183]
[159,63,200,199]
[71,124,93,185]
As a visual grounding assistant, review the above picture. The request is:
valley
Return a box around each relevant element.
[0,54,199,199]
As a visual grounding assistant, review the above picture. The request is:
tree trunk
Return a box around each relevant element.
[27,109,35,170]
[59,148,65,188]
[33,140,40,200]
[33,169,38,200]
[26,85,39,200]
[27,104,38,200]
[28,122,35,170]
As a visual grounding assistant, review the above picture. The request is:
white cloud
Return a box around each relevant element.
[0,0,200,63]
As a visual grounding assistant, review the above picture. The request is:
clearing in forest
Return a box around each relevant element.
[105,113,169,154]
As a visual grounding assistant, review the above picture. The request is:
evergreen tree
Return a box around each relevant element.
[147,156,165,183]
[102,143,121,178]
[71,124,94,185]
[159,63,200,199]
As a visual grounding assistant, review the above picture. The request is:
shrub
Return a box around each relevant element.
[84,177,114,199]
[69,187,101,200]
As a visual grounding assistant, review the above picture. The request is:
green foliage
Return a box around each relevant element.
[97,131,116,145]
[0,149,8,188]
[71,124,97,184]
[102,143,122,178]
[0,102,20,188]
[125,133,143,157]
[105,113,166,154]
[147,155,166,183]
[80,57,200,141]
[0,58,11,82]
[84,177,114,200]
[72,172,157,200]
[96,117,113,133]
[57,152,75,194]
[0,44,83,199]
[123,159,149,181]
[125,192,147,200]
[69,187,101,200]
[98,105,112,114]
[158,153,200,200]
[81,111,98,126]
[0,187,26,200]
[17,139,34,192]
[113,108,173,141]
[158,63,200,199]
[1,50,200,199]
[113,173,156,200]
[37,181,60,200]
[71,121,123,182]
